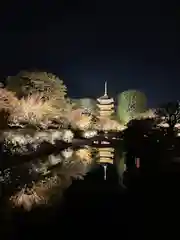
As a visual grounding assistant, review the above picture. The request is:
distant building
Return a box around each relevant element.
[97,81,115,117]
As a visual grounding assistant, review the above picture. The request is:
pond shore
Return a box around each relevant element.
[0,128,122,169]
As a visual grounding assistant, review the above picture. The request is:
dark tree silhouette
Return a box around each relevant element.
[122,117,170,187]
[156,101,180,133]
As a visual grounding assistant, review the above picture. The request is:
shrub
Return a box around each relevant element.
[94,117,126,131]
[9,94,64,127]
[0,88,18,129]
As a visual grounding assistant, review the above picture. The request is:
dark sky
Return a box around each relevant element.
[0,0,179,107]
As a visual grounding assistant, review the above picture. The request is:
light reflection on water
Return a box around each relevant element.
[1,143,126,211]
[73,144,126,185]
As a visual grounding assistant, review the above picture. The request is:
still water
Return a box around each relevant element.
[0,142,126,209]
[0,144,142,239]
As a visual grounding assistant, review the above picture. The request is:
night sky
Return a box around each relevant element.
[0,0,179,107]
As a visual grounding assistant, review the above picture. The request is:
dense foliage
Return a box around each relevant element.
[6,71,67,100]
[117,90,147,124]
[1,71,180,215]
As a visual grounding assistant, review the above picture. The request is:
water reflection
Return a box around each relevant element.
[115,151,127,188]
[7,146,94,211]
[0,142,127,211]
[96,147,114,180]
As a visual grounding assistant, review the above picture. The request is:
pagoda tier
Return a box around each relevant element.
[97,147,114,164]
[97,81,115,117]
[97,147,114,180]
[97,97,114,104]
[97,109,114,117]
[97,103,114,110]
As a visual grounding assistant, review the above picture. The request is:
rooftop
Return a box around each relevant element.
[97,81,114,102]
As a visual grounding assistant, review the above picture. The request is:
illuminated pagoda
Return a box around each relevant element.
[97,147,114,165]
[97,81,114,117]
[97,147,115,180]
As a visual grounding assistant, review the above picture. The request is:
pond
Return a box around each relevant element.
[1,140,140,237]
[2,139,180,239]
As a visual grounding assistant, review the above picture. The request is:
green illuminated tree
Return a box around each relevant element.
[117,90,147,124]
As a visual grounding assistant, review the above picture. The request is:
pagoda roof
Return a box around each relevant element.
[97,81,114,102]
[97,96,114,103]
[98,94,113,100]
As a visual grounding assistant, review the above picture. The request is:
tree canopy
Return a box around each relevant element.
[117,90,147,124]
[156,101,180,128]
[6,71,67,101]
[5,70,74,116]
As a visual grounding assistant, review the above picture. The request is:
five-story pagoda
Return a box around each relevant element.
[97,81,114,117]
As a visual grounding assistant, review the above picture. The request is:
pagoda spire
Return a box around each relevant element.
[103,164,107,180]
[104,81,108,96]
